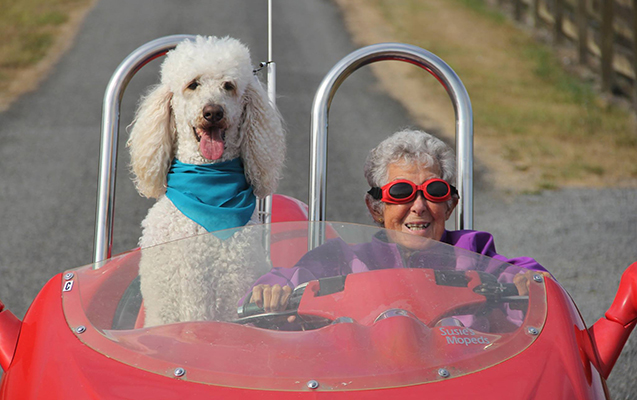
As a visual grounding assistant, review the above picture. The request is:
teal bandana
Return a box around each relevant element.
[165,158,256,237]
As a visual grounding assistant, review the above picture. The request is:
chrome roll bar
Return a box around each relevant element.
[94,35,196,264]
[309,43,473,247]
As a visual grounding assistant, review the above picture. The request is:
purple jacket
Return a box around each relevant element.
[250,230,547,331]
[253,230,547,289]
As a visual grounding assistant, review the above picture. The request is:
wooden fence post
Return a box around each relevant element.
[532,0,540,27]
[554,0,564,44]
[515,0,523,21]
[601,0,614,92]
[633,0,637,109]
[578,0,588,64]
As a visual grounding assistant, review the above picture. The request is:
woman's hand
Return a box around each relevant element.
[250,284,293,312]
[513,270,549,296]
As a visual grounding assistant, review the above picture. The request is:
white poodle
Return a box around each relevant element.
[127,36,285,326]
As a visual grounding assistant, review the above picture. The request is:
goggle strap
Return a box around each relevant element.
[368,187,382,200]
[449,185,458,197]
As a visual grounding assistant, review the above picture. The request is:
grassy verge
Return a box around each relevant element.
[338,0,637,191]
[0,0,92,109]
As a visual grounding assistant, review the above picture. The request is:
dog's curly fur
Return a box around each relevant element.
[127,36,285,326]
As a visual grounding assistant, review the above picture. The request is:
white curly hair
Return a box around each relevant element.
[125,36,286,327]
[364,129,457,221]
[127,35,285,199]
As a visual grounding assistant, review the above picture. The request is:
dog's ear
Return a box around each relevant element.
[239,77,286,198]
[127,83,175,199]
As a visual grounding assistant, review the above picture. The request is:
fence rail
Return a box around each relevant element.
[505,0,637,109]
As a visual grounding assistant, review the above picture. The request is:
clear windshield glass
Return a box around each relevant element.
[62,221,547,391]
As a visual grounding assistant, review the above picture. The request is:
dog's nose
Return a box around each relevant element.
[203,105,224,123]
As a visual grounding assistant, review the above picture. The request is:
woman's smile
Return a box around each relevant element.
[404,221,431,232]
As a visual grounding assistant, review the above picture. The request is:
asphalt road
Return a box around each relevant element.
[0,0,635,397]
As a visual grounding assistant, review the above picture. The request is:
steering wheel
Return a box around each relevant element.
[233,271,526,331]
[233,281,336,330]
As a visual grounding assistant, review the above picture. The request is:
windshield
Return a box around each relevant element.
[62,221,547,391]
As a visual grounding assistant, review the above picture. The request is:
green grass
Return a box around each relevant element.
[0,0,90,90]
[454,0,507,24]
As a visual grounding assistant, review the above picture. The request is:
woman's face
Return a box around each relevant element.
[368,161,457,246]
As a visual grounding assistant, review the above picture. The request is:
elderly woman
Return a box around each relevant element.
[364,129,545,268]
[250,129,548,313]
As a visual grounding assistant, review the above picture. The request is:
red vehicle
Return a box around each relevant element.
[0,219,636,399]
[1,32,636,399]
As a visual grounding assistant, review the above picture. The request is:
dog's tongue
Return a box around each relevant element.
[199,130,224,160]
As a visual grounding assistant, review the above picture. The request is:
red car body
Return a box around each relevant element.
[0,195,635,400]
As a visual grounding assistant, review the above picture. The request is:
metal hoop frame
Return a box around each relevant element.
[308,43,473,247]
[94,35,196,263]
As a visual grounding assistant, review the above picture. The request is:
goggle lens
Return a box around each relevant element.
[426,180,449,198]
[387,182,414,199]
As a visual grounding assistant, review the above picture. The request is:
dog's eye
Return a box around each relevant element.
[187,80,200,90]
[223,81,236,92]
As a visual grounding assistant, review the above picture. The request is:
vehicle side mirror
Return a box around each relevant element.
[587,261,637,379]
[0,300,22,371]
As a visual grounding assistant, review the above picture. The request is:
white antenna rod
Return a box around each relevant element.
[268,0,273,63]
[259,0,275,224]
[266,0,276,105]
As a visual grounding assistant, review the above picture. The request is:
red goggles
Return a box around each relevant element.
[368,179,458,204]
